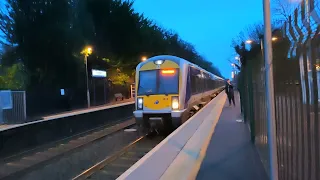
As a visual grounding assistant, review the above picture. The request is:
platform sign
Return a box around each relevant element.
[60,89,65,96]
[92,69,107,78]
[0,90,13,110]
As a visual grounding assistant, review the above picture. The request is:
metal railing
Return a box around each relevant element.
[3,91,26,124]
[238,1,320,179]
[130,83,135,99]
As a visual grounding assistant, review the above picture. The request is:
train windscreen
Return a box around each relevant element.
[158,69,179,94]
[138,70,157,95]
[138,69,179,96]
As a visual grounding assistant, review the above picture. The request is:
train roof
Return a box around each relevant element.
[137,55,224,80]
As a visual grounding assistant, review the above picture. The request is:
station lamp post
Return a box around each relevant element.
[141,56,147,62]
[263,0,278,179]
[242,3,279,178]
[81,46,93,108]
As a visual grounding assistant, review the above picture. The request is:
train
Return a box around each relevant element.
[133,55,225,134]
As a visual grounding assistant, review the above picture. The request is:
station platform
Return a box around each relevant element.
[118,91,268,180]
[0,98,134,131]
[196,93,268,180]
[40,98,134,121]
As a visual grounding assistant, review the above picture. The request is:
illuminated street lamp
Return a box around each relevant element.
[81,46,93,108]
[245,40,253,44]
[230,63,237,80]
[141,56,147,61]
[235,56,242,66]
[246,37,277,45]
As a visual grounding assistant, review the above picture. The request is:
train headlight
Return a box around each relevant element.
[137,97,143,110]
[172,96,179,110]
[154,60,164,65]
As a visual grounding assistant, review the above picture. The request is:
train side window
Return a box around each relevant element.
[195,75,200,93]
[198,74,203,93]
[191,74,196,94]
[203,73,206,91]
[212,79,215,89]
[190,67,197,94]
[204,74,207,91]
[199,75,203,92]
[205,73,209,91]
[190,67,201,94]
[205,75,207,90]
[197,74,201,93]
[205,73,209,90]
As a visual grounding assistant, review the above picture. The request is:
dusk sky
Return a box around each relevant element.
[133,0,264,78]
[0,0,266,78]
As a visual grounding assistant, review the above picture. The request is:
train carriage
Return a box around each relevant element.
[133,55,224,133]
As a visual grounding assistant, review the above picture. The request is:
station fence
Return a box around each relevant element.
[238,1,320,179]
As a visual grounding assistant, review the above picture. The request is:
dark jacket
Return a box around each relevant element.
[225,82,234,96]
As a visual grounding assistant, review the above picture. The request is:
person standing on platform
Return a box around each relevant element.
[225,79,235,106]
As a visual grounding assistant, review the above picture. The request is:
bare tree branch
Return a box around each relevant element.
[272,0,298,21]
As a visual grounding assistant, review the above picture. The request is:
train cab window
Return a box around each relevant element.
[158,69,179,94]
[138,70,157,95]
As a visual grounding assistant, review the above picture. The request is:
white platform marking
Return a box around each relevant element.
[124,129,137,132]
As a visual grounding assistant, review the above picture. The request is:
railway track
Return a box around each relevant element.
[0,118,137,180]
[72,135,164,180]
[72,90,224,180]
[5,90,223,180]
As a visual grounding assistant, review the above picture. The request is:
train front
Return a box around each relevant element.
[133,56,183,133]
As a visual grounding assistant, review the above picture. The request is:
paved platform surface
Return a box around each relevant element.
[0,98,134,131]
[196,92,268,180]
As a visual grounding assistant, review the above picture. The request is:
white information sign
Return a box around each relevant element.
[60,89,65,96]
[92,69,107,78]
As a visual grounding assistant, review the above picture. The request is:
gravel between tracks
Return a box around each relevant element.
[18,126,140,180]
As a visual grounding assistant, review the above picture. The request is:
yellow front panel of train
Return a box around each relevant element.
[136,59,181,111]
[142,95,178,110]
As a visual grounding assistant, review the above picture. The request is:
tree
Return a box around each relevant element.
[108,68,131,85]
[272,0,298,22]
[1,0,222,88]
[86,0,221,76]
[0,0,223,115]
[1,0,88,89]
[0,63,27,90]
